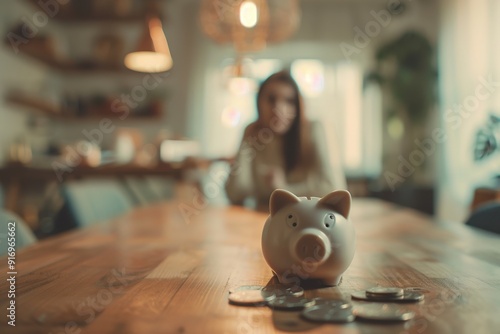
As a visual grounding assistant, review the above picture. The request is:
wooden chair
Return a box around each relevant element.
[121,177,176,205]
[465,201,500,234]
[60,179,134,228]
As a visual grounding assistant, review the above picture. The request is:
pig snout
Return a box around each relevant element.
[290,228,332,265]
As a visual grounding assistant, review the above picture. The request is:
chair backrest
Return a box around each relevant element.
[121,177,175,205]
[0,209,36,256]
[465,201,500,234]
[61,179,133,227]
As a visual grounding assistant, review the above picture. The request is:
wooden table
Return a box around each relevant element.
[1,199,499,333]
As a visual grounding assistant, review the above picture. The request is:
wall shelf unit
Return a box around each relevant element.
[4,1,170,121]
[3,41,156,75]
[26,0,164,24]
[6,92,162,120]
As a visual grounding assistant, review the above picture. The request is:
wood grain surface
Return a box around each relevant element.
[1,199,499,334]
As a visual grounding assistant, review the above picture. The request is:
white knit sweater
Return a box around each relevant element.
[225,121,346,209]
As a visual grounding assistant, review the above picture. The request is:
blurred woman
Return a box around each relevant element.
[225,71,346,209]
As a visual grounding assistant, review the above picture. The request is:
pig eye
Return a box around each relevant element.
[324,213,336,228]
[286,214,298,228]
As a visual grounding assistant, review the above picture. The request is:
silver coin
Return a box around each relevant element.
[229,285,263,294]
[302,305,355,323]
[351,290,424,303]
[365,292,404,300]
[228,290,274,306]
[404,287,429,293]
[311,298,352,309]
[354,304,415,322]
[266,295,315,310]
[261,284,304,298]
[366,287,404,297]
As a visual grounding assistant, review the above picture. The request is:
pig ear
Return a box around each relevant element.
[270,189,301,216]
[316,190,352,218]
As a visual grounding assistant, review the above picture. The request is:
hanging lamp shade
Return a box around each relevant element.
[125,17,173,73]
[199,0,300,53]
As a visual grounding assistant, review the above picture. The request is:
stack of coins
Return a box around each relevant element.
[228,284,423,324]
[228,284,308,308]
[228,284,355,322]
[351,286,424,303]
[267,295,316,310]
[367,287,404,297]
[261,284,304,298]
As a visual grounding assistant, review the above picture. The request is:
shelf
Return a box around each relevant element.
[46,14,147,24]
[3,41,148,75]
[5,1,167,121]
[6,93,162,120]
[8,1,170,75]
[26,0,163,24]
[6,93,62,117]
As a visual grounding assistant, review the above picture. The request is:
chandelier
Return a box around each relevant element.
[199,0,301,53]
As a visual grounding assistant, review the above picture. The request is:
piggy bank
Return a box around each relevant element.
[261,189,355,286]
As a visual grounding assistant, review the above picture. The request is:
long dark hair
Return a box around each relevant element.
[256,71,311,173]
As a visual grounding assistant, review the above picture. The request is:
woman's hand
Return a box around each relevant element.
[243,122,260,138]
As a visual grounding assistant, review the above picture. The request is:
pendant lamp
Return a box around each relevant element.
[125,17,173,73]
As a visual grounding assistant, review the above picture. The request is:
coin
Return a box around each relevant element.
[402,291,425,302]
[228,290,274,306]
[366,287,404,297]
[365,294,404,300]
[404,287,430,293]
[266,295,315,310]
[354,304,415,322]
[229,285,263,294]
[302,305,355,323]
[311,298,352,309]
[351,290,424,303]
[261,284,304,299]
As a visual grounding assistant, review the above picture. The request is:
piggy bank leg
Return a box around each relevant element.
[322,276,343,286]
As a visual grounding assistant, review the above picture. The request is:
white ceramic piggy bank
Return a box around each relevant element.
[261,189,355,286]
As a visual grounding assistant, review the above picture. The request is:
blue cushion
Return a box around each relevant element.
[61,180,133,227]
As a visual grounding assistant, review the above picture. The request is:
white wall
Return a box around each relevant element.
[437,0,500,222]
